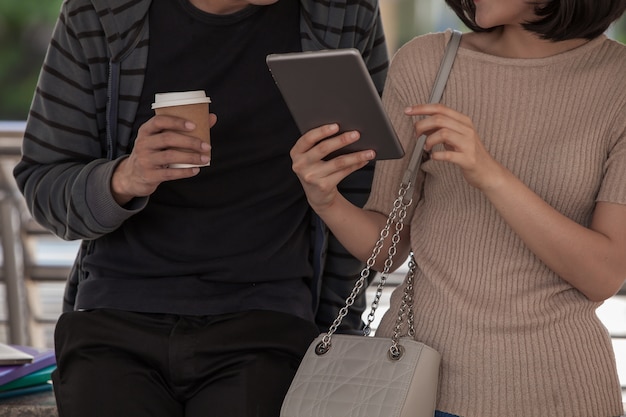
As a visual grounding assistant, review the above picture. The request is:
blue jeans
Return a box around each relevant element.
[435,412,460,417]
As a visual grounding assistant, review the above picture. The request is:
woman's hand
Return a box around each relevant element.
[290,123,400,268]
[290,123,375,213]
[405,103,506,191]
[111,113,217,206]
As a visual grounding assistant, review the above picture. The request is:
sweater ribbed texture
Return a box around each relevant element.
[366,31,626,417]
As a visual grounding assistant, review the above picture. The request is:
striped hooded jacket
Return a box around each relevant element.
[14,0,389,332]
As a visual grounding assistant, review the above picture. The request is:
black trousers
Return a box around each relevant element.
[52,309,319,417]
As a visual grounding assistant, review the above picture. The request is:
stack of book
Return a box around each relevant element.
[0,343,56,400]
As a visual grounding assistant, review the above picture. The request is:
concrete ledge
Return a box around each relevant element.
[0,390,57,417]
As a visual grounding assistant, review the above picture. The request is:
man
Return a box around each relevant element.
[14,0,388,416]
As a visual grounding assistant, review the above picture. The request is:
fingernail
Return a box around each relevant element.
[201,142,211,151]
[201,155,210,163]
[185,121,196,130]
[350,131,359,139]
[404,107,413,113]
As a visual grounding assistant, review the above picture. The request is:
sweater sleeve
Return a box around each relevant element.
[597,102,626,205]
[12,0,145,241]
[364,71,423,217]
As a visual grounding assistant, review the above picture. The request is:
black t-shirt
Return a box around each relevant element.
[80,0,312,320]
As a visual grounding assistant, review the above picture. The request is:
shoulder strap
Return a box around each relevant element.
[401,30,462,190]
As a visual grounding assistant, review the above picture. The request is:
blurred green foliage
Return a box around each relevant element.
[0,0,625,121]
[0,0,63,120]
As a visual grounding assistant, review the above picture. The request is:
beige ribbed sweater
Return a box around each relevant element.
[366,31,626,417]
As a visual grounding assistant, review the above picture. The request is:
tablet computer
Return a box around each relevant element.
[266,49,404,160]
[0,343,34,365]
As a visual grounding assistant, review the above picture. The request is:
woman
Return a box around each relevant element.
[290,0,626,415]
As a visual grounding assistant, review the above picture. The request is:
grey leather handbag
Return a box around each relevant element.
[280,30,462,417]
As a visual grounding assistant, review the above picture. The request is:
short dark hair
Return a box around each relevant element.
[444,0,626,41]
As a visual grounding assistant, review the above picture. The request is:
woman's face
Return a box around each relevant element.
[472,0,538,29]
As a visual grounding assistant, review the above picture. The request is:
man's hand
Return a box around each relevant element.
[111,113,217,206]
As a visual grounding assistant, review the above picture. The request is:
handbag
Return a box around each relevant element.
[280,30,462,417]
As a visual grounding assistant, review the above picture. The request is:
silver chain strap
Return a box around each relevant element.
[388,253,416,360]
[313,30,461,360]
[315,180,414,360]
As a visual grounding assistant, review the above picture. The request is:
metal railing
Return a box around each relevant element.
[0,121,29,345]
[0,121,78,347]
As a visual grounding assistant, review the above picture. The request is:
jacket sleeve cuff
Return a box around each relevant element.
[85,157,148,230]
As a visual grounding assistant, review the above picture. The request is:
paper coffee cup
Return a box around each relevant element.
[152,90,212,168]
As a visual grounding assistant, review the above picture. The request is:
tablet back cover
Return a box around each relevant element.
[266,49,404,160]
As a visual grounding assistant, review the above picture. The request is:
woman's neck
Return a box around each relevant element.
[462,27,591,59]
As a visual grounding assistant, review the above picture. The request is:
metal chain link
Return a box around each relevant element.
[316,181,414,358]
[388,253,416,357]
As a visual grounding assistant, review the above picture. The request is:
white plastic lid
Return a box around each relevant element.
[151,90,211,109]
